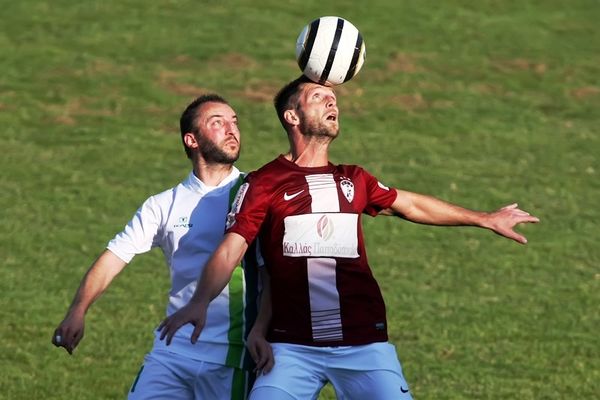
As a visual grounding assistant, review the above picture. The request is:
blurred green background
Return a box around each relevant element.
[1,0,598,398]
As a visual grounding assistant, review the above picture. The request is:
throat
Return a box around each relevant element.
[285,149,329,168]
[193,163,234,186]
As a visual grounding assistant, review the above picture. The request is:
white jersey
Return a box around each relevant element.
[107,168,261,370]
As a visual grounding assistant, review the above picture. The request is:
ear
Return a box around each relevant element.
[183,132,199,152]
[283,109,300,126]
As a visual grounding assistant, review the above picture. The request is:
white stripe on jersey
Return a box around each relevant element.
[306,174,340,212]
[307,258,343,342]
[305,174,343,341]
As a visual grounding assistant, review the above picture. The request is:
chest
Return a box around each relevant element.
[164,191,230,243]
[270,171,366,218]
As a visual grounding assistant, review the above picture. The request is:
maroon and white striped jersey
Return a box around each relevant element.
[227,155,398,346]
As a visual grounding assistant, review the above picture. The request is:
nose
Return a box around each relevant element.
[225,120,239,135]
[326,95,336,108]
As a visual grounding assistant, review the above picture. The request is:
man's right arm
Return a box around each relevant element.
[246,268,274,374]
[52,250,127,354]
[158,232,248,345]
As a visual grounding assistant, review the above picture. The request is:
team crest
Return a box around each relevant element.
[339,178,354,203]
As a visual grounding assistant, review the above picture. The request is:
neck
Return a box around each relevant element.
[285,132,331,167]
[192,159,234,187]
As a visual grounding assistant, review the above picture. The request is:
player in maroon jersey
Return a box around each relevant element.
[158,76,539,399]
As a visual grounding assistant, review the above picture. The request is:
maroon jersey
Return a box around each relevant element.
[227,155,398,346]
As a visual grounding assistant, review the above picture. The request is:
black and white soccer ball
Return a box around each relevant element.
[295,16,366,86]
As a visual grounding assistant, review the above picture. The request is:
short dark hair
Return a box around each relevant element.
[273,75,313,129]
[180,94,229,159]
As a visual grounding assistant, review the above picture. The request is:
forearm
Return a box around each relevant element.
[189,233,248,306]
[67,250,126,315]
[253,269,272,336]
[392,190,487,227]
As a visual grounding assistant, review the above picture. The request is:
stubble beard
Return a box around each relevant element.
[195,132,240,164]
[299,113,339,140]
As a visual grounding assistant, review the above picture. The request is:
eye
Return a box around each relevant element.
[211,119,224,128]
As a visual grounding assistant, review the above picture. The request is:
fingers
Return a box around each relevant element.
[250,341,274,375]
[157,318,167,332]
[71,330,84,352]
[507,230,528,245]
[522,215,540,223]
[157,311,204,346]
[248,343,259,364]
[491,204,540,245]
[259,345,275,374]
[253,348,267,371]
[501,203,518,210]
[263,359,274,374]
[158,317,182,346]
[191,324,202,344]
[52,327,80,355]
[51,330,62,347]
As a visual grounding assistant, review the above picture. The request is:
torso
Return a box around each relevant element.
[228,155,397,346]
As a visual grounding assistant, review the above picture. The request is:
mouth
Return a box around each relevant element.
[325,112,337,122]
[224,139,239,149]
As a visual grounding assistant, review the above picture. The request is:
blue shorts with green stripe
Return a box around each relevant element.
[129,349,253,400]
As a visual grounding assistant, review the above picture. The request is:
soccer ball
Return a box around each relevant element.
[295,16,366,86]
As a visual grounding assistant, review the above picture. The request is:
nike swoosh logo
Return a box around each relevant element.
[400,387,410,393]
[283,190,304,201]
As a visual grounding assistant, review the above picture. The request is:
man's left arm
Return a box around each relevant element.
[381,189,540,244]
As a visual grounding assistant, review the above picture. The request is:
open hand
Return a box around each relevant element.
[157,302,207,345]
[485,203,540,244]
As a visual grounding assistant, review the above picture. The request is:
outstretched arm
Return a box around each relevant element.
[158,232,248,345]
[52,250,127,354]
[382,189,539,244]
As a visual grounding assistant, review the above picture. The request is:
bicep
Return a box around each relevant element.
[380,189,415,218]
[88,250,128,281]
[218,232,249,267]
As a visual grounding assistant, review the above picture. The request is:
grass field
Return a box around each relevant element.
[1,0,598,399]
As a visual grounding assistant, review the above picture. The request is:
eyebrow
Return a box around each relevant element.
[206,114,237,120]
[311,90,336,100]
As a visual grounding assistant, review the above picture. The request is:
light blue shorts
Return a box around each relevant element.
[128,349,251,400]
[249,342,412,400]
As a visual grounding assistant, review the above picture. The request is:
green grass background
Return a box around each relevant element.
[1,0,598,398]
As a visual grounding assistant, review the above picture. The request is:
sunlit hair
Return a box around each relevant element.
[273,75,313,130]
[180,94,229,159]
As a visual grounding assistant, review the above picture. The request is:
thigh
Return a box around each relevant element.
[249,344,327,400]
[128,352,193,400]
[249,386,297,400]
[193,362,251,400]
[330,368,412,400]
[327,343,412,400]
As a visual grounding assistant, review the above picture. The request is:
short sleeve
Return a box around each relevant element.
[106,196,162,263]
[226,173,271,244]
[361,168,398,216]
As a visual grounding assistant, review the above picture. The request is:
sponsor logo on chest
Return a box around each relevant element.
[282,213,358,258]
[173,216,193,228]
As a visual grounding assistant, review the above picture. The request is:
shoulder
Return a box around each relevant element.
[336,164,370,177]
[138,183,180,213]
[245,158,283,182]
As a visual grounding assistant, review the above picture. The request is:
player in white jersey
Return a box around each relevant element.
[157,77,540,399]
[52,94,264,400]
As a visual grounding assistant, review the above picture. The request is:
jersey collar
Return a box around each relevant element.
[183,166,241,194]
